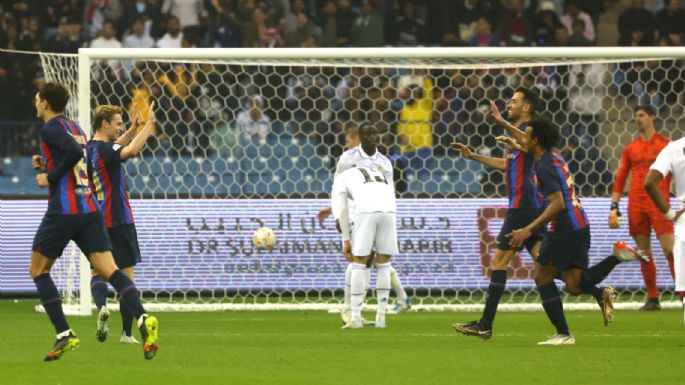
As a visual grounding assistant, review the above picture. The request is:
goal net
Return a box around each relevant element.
[20,47,685,314]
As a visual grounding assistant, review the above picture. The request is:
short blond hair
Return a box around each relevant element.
[93,104,123,131]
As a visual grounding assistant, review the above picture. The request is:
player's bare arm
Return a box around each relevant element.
[495,135,525,152]
[115,106,141,146]
[507,191,565,248]
[120,102,156,160]
[450,141,506,171]
[644,169,685,222]
[490,100,527,146]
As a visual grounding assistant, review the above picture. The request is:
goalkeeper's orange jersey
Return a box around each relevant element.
[612,132,671,211]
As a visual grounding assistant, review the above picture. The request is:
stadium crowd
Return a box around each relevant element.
[1,0,685,197]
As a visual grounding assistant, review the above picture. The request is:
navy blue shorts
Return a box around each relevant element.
[108,223,142,269]
[497,209,547,252]
[538,227,591,272]
[32,211,112,259]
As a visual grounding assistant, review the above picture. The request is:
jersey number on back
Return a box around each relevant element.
[73,147,90,188]
[358,168,388,184]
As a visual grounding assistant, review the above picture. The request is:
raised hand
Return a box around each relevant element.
[450,141,474,159]
[490,100,506,125]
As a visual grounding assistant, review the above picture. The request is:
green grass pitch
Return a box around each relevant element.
[1,300,683,385]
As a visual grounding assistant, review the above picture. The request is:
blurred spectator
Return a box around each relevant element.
[18,17,44,52]
[627,60,666,110]
[535,0,563,15]
[90,19,122,73]
[553,25,570,46]
[568,63,605,116]
[424,0,460,46]
[122,17,154,76]
[656,0,685,46]
[282,0,309,32]
[334,0,356,46]
[285,11,322,47]
[618,0,655,46]
[84,0,123,39]
[1,23,20,50]
[227,5,283,48]
[235,95,271,140]
[469,17,499,47]
[534,2,563,46]
[500,0,532,46]
[46,18,83,53]
[320,1,339,47]
[3,1,35,21]
[123,17,154,48]
[155,15,183,48]
[350,0,386,47]
[574,0,605,29]
[560,0,595,43]
[568,19,592,46]
[395,71,434,176]
[90,19,122,49]
[121,0,164,39]
[61,0,87,24]
[211,13,242,47]
[210,113,241,158]
[162,0,207,42]
[387,1,425,46]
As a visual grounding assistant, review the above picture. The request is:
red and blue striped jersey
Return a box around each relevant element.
[87,140,135,228]
[505,123,544,209]
[534,151,589,233]
[40,116,99,215]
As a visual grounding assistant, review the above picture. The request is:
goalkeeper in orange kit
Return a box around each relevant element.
[609,105,677,310]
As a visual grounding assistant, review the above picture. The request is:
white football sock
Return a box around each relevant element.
[390,265,407,304]
[365,266,372,291]
[56,329,72,339]
[344,263,352,312]
[137,314,148,328]
[350,263,368,321]
[375,263,392,317]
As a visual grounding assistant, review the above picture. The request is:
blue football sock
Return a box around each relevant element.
[538,282,570,336]
[479,270,507,329]
[90,275,108,310]
[34,273,70,334]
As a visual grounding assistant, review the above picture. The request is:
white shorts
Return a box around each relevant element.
[351,212,399,257]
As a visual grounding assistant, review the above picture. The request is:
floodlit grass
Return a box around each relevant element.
[1,300,683,385]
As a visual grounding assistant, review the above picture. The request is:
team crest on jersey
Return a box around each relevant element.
[113,144,121,151]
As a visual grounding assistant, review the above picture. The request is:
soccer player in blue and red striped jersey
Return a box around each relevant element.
[29,82,158,361]
[507,118,621,345]
[87,103,156,344]
[452,88,545,339]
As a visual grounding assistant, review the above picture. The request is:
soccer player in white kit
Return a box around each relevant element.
[644,137,685,319]
[332,124,400,328]
[330,124,410,327]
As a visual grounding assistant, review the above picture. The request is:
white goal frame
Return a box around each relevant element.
[61,46,685,316]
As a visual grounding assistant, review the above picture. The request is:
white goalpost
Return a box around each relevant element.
[25,47,685,315]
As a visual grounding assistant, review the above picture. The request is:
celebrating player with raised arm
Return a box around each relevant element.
[452,88,546,339]
[87,103,156,344]
[609,106,676,310]
[506,118,644,345]
[29,82,158,361]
